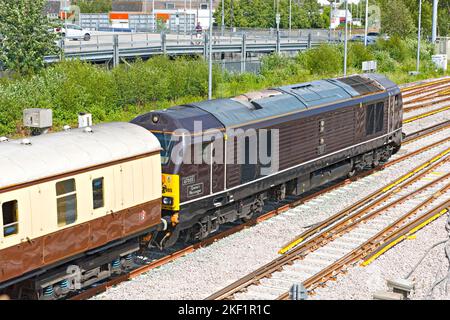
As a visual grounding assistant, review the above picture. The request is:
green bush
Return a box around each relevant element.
[348,43,374,69]
[0,37,449,138]
[0,56,222,136]
[373,50,399,72]
[298,44,342,75]
[373,36,411,62]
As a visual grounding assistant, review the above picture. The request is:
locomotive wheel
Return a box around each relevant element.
[242,197,264,222]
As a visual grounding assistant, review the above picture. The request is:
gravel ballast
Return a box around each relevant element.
[310,213,450,300]
[93,127,450,300]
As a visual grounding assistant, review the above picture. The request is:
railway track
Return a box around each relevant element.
[206,147,450,300]
[69,121,450,300]
[401,77,450,118]
[67,77,450,301]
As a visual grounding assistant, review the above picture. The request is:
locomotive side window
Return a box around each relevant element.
[92,177,104,209]
[2,200,18,237]
[56,179,77,226]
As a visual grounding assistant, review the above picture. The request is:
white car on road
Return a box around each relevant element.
[55,24,91,41]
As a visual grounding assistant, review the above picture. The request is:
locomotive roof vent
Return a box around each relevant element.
[0,136,9,142]
[232,89,281,111]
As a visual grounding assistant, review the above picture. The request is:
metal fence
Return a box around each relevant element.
[47,31,328,67]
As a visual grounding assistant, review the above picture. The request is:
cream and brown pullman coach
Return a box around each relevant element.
[0,122,163,299]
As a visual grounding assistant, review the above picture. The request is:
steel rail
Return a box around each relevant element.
[400,78,450,96]
[403,120,450,143]
[70,125,450,300]
[205,147,450,300]
[404,97,450,113]
[278,141,450,254]
[277,196,450,300]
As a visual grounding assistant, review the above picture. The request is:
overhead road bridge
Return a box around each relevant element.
[44,29,337,68]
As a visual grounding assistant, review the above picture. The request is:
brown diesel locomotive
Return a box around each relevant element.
[132,74,403,247]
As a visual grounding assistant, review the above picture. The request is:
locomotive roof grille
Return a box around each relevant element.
[338,75,383,95]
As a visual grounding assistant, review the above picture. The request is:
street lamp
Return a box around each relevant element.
[208,0,213,100]
[222,0,225,36]
[275,0,280,32]
[329,0,333,42]
[152,0,155,32]
[431,0,438,43]
[344,0,348,76]
[364,0,368,46]
[416,0,422,73]
[289,0,292,34]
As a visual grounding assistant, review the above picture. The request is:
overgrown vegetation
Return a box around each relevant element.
[0,36,447,138]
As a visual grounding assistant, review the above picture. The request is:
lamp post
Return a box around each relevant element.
[208,0,213,100]
[275,0,280,31]
[364,0,368,46]
[289,0,292,35]
[344,0,348,76]
[329,0,333,42]
[432,0,438,43]
[416,0,422,73]
[184,0,187,34]
[222,0,225,35]
[152,0,155,32]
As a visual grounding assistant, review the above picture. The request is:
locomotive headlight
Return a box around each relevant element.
[162,197,173,205]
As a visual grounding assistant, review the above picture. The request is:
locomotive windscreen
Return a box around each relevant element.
[153,132,174,165]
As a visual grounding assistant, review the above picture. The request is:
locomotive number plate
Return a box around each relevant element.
[182,175,196,186]
[187,183,203,197]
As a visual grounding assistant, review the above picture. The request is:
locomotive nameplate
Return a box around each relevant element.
[182,175,196,186]
[187,183,203,197]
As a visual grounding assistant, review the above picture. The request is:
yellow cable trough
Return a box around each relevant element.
[403,105,450,124]
[278,147,450,255]
[362,207,449,266]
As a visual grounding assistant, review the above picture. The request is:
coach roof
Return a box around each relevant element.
[0,122,161,190]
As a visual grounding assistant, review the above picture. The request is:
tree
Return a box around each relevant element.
[0,0,58,75]
[72,0,112,13]
[213,0,325,29]
[378,0,416,37]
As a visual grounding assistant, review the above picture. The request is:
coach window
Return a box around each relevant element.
[92,178,104,209]
[2,200,18,237]
[56,179,77,226]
